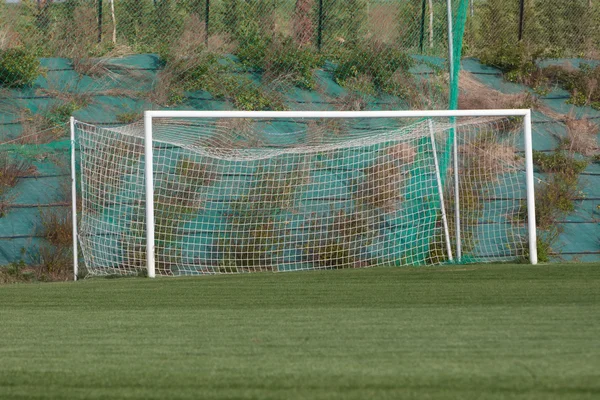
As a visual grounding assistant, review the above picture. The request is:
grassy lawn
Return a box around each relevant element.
[0,264,599,399]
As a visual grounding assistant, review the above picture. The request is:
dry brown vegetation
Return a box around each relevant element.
[18,111,65,144]
[458,71,540,111]
[461,140,521,180]
[367,4,399,44]
[564,114,600,156]
[358,146,416,212]
[39,207,72,248]
[293,0,315,47]
[0,153,36,218]
[0,153,36,189]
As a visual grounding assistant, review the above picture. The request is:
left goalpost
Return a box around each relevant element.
[71,110,537,279]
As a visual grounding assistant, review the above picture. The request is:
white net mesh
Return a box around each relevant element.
[75,115,530,277]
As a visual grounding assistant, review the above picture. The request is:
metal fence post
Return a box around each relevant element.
[205,0,210,46]
[97,0,103,43]
[420,0,427,53]
[317,0,324,51]
[518,0,525,41]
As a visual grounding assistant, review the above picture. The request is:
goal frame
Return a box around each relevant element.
[71,110,537,279]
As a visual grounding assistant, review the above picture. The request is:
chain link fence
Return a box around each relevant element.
[0,1,466,121]
[465,0,600,59]
[0,0,470,143]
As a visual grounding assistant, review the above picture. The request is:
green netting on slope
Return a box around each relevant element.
[461,58,600,262]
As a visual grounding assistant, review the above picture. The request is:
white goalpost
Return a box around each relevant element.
[71,110,537,279]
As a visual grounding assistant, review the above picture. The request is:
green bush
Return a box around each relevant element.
[529,151,587,230]
[532,151,588,175]
[334,44,414,96]
[264,39,324,90]
[236,22,269,69]
[0,49,41,88]
[550,64,600,110]
[211,75,286,111]
[236,30,324,90]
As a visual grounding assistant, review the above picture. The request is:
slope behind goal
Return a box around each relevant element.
[70,110,536,279]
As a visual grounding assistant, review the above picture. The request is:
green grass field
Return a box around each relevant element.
[0,264,599,399]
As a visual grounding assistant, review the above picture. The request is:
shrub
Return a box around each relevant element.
[236,21,269,69]
[26,244,72,282]
[153,48,224,106]
[528,151,588,230]
[237,31,324,90]
[479,42,557,92]
[334,43,414,96]
[0,153,35,218]
[19,100,82,144]
[0,48,41,88]
[553,64,600,110]
[564,116,599,157]
[38,208,72,248]
[0,260,34,284]
[0,153,35,191]
[532,151,588,175]
[263,38,324,90]
[210,75,287,111]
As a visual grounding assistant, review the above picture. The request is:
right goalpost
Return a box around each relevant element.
[70,110,536,279]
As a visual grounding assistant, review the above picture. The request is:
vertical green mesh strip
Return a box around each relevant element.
[439,0,469,180]
[424,0,469,264]
[450,0,469,110]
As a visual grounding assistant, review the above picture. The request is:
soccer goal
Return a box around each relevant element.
[70,110,537,279]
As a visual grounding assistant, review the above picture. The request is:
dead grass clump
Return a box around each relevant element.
[0,153,35,218]
[359,156,408,211]
[72,58,111,77]
[95,88,142,99]
[26,244,72,282]
[461,140,521,181]
[206,118,263,149]
[337,93,368,111]
[0,153,35,189]
[38,207,72,248]
[564,115,599,156]
[37,89,92,109]
[54,4,98,60]
[459,72,538,110]
[0,26,20,51]
[367,4,399,45]
[148,68,177,106]
[169,13,235,57]
[293,0,315,47]
[17,100,81,144]
[403,74,450,109]
[18,114,64,144]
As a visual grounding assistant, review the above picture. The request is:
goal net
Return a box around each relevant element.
[72,111,536,277]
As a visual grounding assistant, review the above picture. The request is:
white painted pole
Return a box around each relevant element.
[446,0,454,85]
[145,110,531,119]
[70,117,78,281]
[446,0,459,260]
[144,112,156,278]
[142,109,531,266]
[524,111,538,265]
[453,123,461,261]
[428,120,453,261]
